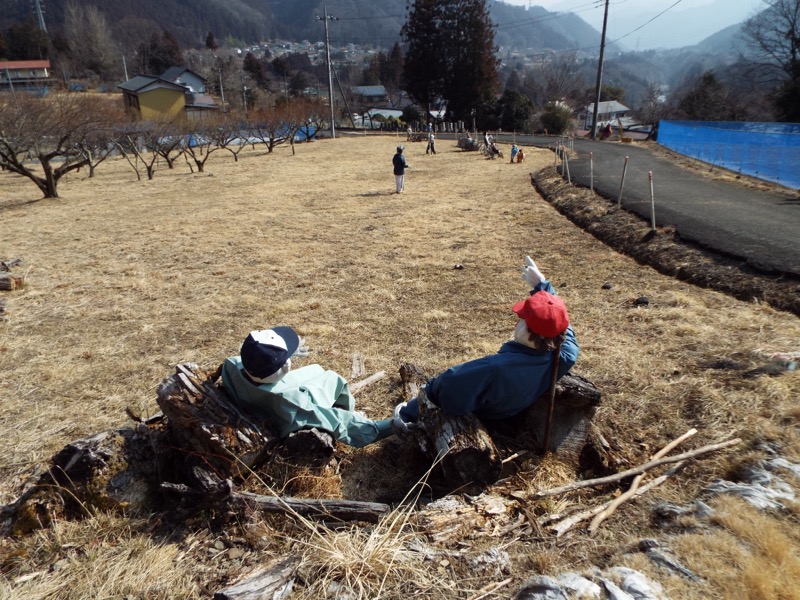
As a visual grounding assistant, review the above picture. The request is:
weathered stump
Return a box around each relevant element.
[155,363,277,479]
[1,427,162,536]
[416,390,504,488]
[520,373,602,462]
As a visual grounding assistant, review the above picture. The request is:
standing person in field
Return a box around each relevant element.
[392,256,579,429]
[510,144,519,163]
[392,145,410,193]
[427,131,436,155]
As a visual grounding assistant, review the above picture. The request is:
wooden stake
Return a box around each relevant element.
[541,341,563,454]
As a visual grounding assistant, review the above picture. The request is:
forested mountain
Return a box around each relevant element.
[0,0,602,53]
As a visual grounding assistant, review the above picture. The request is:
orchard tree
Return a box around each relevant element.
[742,0,800,121]
[0,94,120,198]
[403,0,499,123]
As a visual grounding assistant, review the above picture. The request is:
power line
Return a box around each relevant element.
[608,0,685,44]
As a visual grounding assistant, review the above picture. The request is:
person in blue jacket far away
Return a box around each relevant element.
[393,256,579,431]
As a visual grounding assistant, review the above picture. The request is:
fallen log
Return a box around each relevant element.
[213,556,299,600]
[231,491,391,523]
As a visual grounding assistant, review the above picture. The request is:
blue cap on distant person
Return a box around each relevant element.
[397,145,404,152]
[240,326,300,378]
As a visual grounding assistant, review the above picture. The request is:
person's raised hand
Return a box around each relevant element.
[522,255,545,286]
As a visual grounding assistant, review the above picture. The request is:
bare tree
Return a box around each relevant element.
[741,0,800,120]
[208,113,249,162]
[64,2,120,81]
[0,94,118,198]
[250,106,290,154]
[528,52,588,106]
[183,120,220,173]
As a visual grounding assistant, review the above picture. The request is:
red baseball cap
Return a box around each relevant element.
[512,291,570,338]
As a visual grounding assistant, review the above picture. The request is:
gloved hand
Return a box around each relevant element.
[294,337,310,358]
[522,255,545,287]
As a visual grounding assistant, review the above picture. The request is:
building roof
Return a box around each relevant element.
[161,66,206,83]
[586,100,631,114]
[351,85,388,96]
[117,75,186,93]
[0,60,50,70]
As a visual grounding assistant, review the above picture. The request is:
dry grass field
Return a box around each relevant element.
[1,133,799,599]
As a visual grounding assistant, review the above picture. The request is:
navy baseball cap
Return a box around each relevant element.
[240,326,300,378]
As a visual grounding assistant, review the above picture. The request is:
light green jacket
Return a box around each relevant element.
[221,358,392,448]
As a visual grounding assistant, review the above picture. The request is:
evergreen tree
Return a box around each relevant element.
[205,31,218,51]
[384,42,404,90]
[5,18,49,60]
[140,30,184,75]
[402,0,499,123]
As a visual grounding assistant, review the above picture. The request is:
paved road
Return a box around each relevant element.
[445,133,800,277]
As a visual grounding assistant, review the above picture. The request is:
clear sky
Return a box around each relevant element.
[497,0,767,49]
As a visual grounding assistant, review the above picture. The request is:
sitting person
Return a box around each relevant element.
[394,257,579,427]
[222,326,396,447]
[516,148,525,163]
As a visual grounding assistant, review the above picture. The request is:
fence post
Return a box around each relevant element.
[565,152,571,184]
[649,170,656,231]
[617,155,629,207]
[590,152,594,194]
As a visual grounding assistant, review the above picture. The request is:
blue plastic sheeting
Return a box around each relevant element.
[658,120,800,189]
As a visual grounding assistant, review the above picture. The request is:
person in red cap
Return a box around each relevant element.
[394,256,579,428]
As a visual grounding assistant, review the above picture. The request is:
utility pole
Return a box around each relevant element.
[241,71,248,112]
[33,0,47,32]
[122,52,129,81]
[218,66,226,112]
[317,6,338,139]
[591,0,610,141]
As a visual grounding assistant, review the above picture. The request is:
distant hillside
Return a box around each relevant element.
[692,22,746,56]
[0,0,603,54]
[490,2,602,53]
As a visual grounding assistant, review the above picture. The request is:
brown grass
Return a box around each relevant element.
[2,133,800,598]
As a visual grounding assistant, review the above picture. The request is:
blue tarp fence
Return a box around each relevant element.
[658,120,800,190]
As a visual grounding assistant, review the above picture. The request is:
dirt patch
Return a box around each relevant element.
[533,166,800,317]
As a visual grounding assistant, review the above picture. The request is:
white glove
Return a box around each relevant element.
[294,337,310,358]
[522,255,545,287]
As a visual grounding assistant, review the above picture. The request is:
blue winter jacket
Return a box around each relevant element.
[425,280,579,420]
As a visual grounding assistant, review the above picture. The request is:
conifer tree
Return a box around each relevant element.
[402,0,499,123]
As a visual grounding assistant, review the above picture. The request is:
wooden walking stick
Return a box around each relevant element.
[541,340,562,454]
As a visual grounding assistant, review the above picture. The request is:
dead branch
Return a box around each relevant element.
[587,429,696,534]
[550,462,686,537]
[349,370,386,394]
[534,437,741,498]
